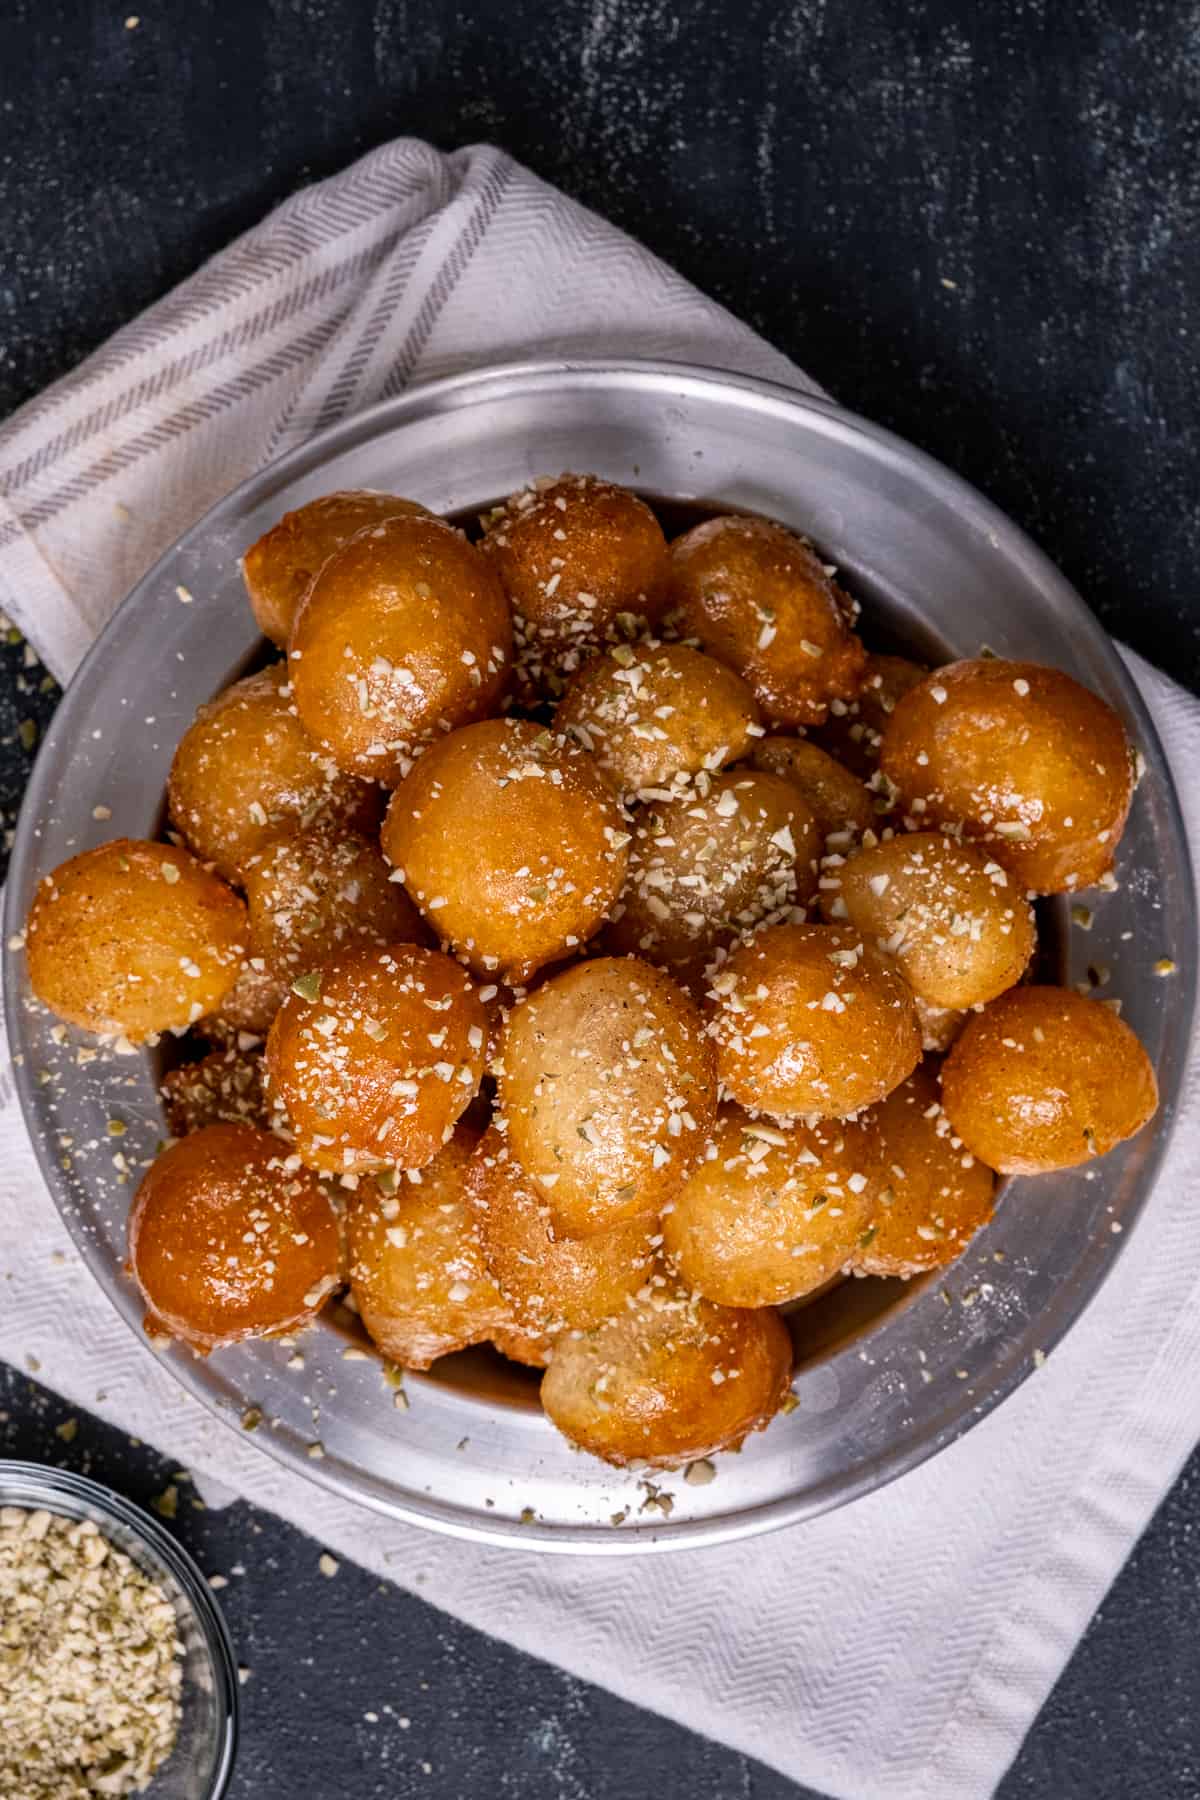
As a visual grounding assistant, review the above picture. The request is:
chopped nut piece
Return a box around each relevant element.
[0,1507,182,1793]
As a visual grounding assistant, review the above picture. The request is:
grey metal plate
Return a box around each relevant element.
[5,358,1193,1551]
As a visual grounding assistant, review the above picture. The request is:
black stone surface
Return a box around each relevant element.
[2,4,1199,1797]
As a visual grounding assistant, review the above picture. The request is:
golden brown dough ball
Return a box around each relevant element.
[381,719,629,983]
[242,491,432,647]
[203,959,290,1047]
[480,474,669,697]
[168,664,380,884]
[705,922,920,1119]
[289,512,511,786]
[852,1064,995,1277]
[878,659,1135,893]
[161,1047,268,1137]
[26,839,246,1042]
[664,515,867,728]
[819,831,1035,1009]
[557,642,760,797]
[243,821,423,985]
[465,1126,654,1335]
[264,943,488,1176]
[128,1122,340,1351]
[540,1280,792,1467]
[914,996,966,1055]
[811,653,927,776]
[662,1104,877,1306]
[940,985,1157,1174]
[491,1322,554,1368]
[474,981,523,1078]
[751,736,874,841]
[346,1126,511,1369]
[604,771,821,986]
[496,956,717,1237]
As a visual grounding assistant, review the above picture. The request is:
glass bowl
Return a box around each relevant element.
[0,1461,238,1798]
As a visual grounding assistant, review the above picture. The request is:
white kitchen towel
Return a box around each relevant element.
[0,139,1196,1800]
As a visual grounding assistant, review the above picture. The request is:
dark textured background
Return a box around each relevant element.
[2,2,1199,1795]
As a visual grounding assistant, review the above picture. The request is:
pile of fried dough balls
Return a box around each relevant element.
[24,474,1159,1472]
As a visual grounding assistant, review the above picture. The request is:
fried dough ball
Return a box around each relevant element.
[914,996,966,1055]
[540,1281,792,1467]
[242,491,431,647]
[819,832,1035,1009]
[491,1322,553,1368]
[203,958,289,1046]
[161,1047,268,1137]
[474,981,523,1077]
[243,821,423,985]
[167,664,380,884]
[557,642,760,797]
[465,1126,654,1335]
[852,1064,995,1278]
[662,1105,877,1306]
[264,943,488,1175]
[26,839,246,1042]
[940,985,1158,1174]
[289,512,511,785]
[128,1122,340,1351]
[878,659,1135,893]
[480,474,669,696]
[664,515,867,728]
[346,1126,512,1369]
[751,736,874,841]
[811,653,927,776]
[604,771,820,985]
[705,922,920,1119]
[381,719,629,983]
[496,956,717,1237]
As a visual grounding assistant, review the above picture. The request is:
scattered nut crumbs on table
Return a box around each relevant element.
[0,1505,182,1797]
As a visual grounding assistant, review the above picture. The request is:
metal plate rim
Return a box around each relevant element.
[5,355,1194,1553]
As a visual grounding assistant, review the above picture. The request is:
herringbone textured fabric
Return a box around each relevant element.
[0,140,1197,1800]
[0,140,806,678]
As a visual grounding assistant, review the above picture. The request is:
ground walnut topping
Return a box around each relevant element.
[0,1506,182,1798]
